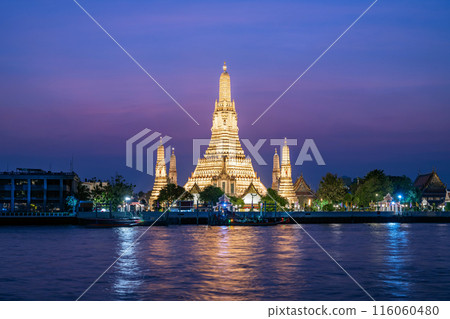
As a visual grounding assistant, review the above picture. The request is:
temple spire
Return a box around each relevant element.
[184,63,267,197]
[219,62,231,102]
[272,148,280,190]
[149,139,168,207]
[281,137,290,165]
[278,138,297,205]
[169,147,177,185]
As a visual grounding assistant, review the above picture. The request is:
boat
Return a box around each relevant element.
[79,217,143,228]
[227,218,288,226]
[210,212,289,226]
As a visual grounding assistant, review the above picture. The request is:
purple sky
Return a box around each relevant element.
[1,0,450,191]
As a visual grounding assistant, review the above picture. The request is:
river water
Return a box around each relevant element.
[0,223,449,301]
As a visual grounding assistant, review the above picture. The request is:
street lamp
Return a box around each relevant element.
[124,196,131,213]
[250,193,257,212]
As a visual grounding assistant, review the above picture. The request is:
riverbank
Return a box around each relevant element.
[141,211,450,225]
[1,211,450,226]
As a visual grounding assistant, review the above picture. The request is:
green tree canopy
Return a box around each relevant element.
[387,175,420,203]
[76,183,91,201]
[91,183,106,205]
[261,188,289,211]
[156,183,187,208]
[229,196,245,207]
[103,174,135,210]
[199,185,224,204]
[316,173,347,204]
[355,169,392,207]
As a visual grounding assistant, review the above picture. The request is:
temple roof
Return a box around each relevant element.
[414,173,432,189]
[241,182,261,198]
[188,183,201,194]
[218,194,231,203]
[414,171,446,193]
[294,174,315,197]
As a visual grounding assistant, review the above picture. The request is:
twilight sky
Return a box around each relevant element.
[1,0,450,192]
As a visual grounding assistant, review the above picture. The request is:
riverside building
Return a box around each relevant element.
[0,168,79,212]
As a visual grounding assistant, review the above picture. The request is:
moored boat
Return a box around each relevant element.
[79,217,143,228]
[210,212,289,226]
[227,218,288,226]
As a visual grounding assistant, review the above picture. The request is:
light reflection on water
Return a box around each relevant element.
[380,223,411,298]
[112,228,143,300]
[0,224,449,300]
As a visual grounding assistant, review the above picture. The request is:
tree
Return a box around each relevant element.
[229,196,245,209]
[103,174,135,211]
[91,183,106,207]
[66,195,78,213]
[199,185,224,205]
[313,198,330,211]
[156,183,187,209]
[354,169,393,207]
[316,173,347,204]
[388,175,420,204]
[76,183,91,201]
[261,188,289,211]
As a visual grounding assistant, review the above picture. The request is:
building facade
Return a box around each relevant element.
[184,63,266,196]
[0,168,79,212]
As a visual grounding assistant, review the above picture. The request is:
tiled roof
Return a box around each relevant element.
[294,175,315,197]
[413,173,432,188]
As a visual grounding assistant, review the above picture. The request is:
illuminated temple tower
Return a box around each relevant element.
[168,147,177,185]
[277,138,298,205]
[149,138,168,206]
[272,148,280,190]
[184,63,267,196]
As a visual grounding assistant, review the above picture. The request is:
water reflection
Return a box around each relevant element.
[379,223,412,299]
[3,224,450,300]
[126,226,310,300]
[102,224,446,301]
[112,227,143,299]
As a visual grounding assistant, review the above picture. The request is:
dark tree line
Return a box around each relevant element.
[315,169,421,211]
